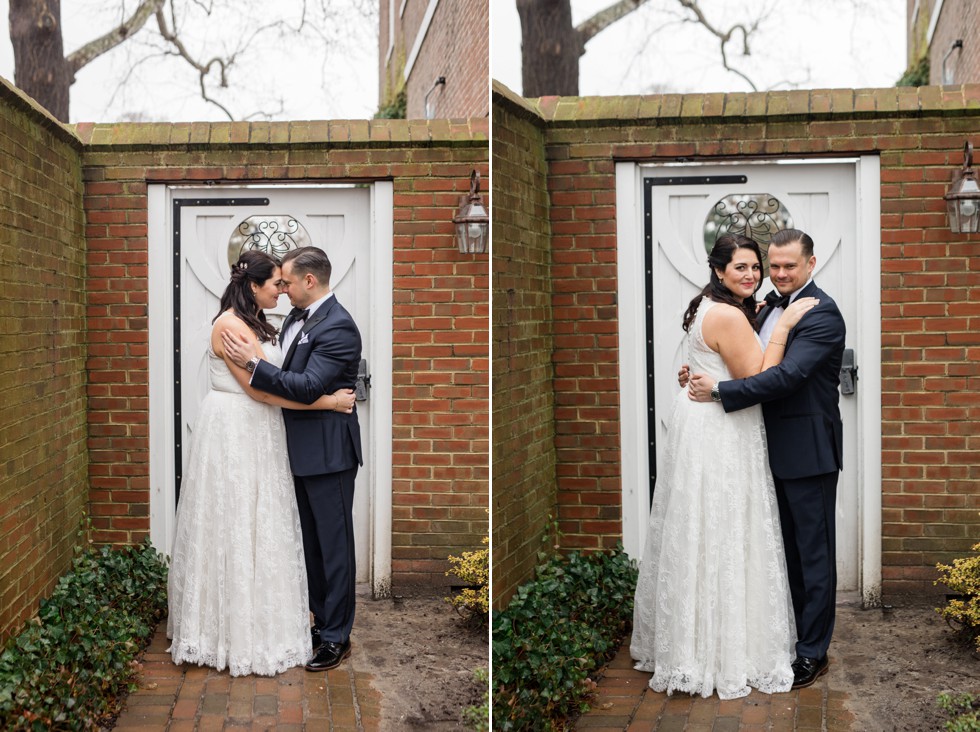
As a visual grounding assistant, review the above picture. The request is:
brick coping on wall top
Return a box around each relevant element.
[492,79,980,126]
[0,74,81,148]
[73,118,488,151]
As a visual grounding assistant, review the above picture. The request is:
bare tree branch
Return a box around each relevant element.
[155,7,235,119]
[66,0,165,79]
[576,0,651,47]
[676,0,760,91]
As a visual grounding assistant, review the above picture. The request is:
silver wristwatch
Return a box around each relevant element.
[245,356,260,374]
[710,383,721,402]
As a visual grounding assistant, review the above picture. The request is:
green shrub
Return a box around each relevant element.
[0,539,168,730]
[939,693,980,732]
[374,86,407,119]
[896,55,929,87]
[492,545,638,731]
[935,540,980,652]
[463,666,489,731]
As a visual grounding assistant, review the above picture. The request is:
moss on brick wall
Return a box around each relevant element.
[0,81,88,642]
[491,85,557,609]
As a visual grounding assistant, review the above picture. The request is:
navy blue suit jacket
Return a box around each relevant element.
[718,281,845,480]
[252,295,363,477]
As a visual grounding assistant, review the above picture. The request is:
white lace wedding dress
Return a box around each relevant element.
[167,327,311,676]
[630,298,796,700]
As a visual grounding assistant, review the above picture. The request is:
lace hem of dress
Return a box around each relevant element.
[634,661,793,700]
[168,640,312,677]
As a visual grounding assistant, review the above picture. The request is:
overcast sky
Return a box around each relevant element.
[493,0,907,97]
[0,0,379,123]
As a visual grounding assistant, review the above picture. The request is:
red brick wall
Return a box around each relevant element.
[491,86,557,608]
[75,118,489,590]
[493,81,980,598]
[925,0,980,84]
[380,0,489,119]
[0,82,88,641]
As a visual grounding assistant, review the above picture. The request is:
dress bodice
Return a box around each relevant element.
[687,298,760,382]
[208,319,284,394]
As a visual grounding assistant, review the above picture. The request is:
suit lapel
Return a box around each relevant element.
[757,304,775,330]
[784,281,820,348]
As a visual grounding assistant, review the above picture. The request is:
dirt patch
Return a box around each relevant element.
[832,597,979,730]
[350,587,488,729]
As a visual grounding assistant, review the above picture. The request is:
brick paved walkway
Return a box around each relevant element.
[574,645,854,731]
[113,625,381,731]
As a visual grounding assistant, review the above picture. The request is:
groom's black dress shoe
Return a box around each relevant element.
[311,627,323,651]
[791,655,829,689]
[305,639,351,672]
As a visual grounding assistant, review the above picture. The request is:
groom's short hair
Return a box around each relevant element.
[283,246,332,286]
[770,228,814,259]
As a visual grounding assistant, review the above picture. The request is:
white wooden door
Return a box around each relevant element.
[148,184,394,595]
[616,159,882,601]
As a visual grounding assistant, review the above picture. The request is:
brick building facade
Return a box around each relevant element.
[0,74,489,641]
[379,0,489,119]
[908,0,980,84]
[493,79,980,609]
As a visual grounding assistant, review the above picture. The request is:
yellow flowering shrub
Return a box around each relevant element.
[936,540,980,652]
[446,536,489,617]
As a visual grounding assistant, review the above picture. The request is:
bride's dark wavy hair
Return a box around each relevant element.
[212,249,280,344]
[681,233,763,333]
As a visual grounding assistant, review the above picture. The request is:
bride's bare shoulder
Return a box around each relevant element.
[212,310,251,336]
[702,302,747,325]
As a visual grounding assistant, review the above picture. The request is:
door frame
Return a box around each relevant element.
[146,182,394,599]
[615,157,882,607]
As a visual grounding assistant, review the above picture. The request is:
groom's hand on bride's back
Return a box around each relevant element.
[677,364,690,388]
[221,330,256,368]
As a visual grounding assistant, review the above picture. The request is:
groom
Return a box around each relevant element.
[223,246,363,672]
[686,228,846,689]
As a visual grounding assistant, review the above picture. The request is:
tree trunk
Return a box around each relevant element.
[517,0,581,97]
[9,0,71,121]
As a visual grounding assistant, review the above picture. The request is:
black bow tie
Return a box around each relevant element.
[290,307,310,323]
[764,291,790,309]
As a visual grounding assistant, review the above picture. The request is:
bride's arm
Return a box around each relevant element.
[702,306,769,379]
[703,299,820,379]
[212,317,355,412]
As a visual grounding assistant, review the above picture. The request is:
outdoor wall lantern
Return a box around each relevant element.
[944,141,980,234]
[453,170,489,254]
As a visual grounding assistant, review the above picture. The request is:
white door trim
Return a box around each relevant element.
[147,182,394,599]
[855,156,882,607]
[615,157,882,607]
[615,162,649,560]
[368,181,394,598]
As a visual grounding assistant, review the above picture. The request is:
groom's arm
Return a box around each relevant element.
[252,321,361,404]
[719,308,845,413]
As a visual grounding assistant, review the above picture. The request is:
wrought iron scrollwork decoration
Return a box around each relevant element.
[227,215,313,267]
[703,194,794,273]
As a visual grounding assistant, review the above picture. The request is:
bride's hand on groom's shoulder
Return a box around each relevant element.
[781,297,820,329]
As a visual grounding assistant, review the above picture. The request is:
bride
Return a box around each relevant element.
[630,233,817,699]
[167,249,355,677]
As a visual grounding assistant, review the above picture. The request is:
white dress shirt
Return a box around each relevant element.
[759,278,811,347]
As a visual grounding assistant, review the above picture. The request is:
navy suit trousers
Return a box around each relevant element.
[775,471,838,659]
[294,466,358,644]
